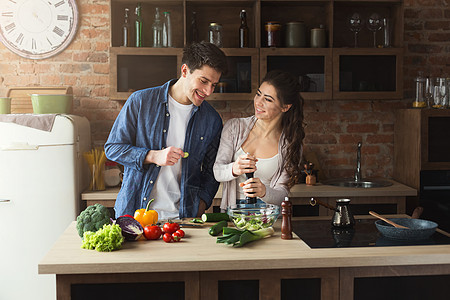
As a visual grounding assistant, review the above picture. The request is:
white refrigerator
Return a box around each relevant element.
[0,114,91,300]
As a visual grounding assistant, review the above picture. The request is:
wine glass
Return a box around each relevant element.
[349,13,363,48]
[433,83,442,108]
[425,77,435,108]
[367,13,383,47]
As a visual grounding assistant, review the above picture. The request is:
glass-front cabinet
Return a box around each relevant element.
[109,0,404,101]
[260,48,333,100]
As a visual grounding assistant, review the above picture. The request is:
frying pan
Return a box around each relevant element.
[375,218,438,241]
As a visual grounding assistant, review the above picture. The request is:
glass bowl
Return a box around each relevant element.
[227,203,280,231]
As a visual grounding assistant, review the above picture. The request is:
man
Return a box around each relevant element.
[105,41,228,219]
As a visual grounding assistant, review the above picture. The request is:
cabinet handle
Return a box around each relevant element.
[0,199,11,203]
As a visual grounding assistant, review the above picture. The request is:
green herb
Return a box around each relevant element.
[81,224,124,252]
[216,227,274,247]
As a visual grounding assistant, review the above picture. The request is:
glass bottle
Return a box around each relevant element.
[122,8,131,47]
[162,11,172,47]
[239,9,249,48]
[383,18,391,48]
[191,11,198,43]
[152,7,163,48]
[135,3,143,47]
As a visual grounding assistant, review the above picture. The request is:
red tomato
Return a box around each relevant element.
[176,229,185,238]
[163,232,173,243]
[143,225,162,240]
[163,222,180,234]
[172,232,182,242]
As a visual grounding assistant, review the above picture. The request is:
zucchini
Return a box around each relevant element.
[208,220,228,236]
[201,213,229,222]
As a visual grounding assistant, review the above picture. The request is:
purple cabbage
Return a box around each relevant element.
[115,216,144,241]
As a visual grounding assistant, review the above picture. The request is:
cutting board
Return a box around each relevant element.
[6,86,73,114]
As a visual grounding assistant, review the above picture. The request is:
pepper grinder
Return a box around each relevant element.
[281,197,293,239]
[244,152,256,204]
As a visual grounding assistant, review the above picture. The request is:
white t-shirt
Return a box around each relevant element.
[149,95,193,220]
[234,147,279,200]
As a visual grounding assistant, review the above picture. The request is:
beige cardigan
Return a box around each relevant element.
[213,116,297,211]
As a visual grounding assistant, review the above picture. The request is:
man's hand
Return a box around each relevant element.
[145,146,184,166]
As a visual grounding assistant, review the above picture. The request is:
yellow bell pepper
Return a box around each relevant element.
[134,199,158,227]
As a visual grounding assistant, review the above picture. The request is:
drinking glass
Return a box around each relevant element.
[433,84,442,108]
[447,78,450,108]
[367,13,383,47]
[349,13,363,48]
[425,77,434,108]
[438,78,448,108]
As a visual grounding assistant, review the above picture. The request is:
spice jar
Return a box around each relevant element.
[311,25,326,48]
[104,161,122,187]
[285,21,306,48]
[216,82,228,93]
[208,22,223,47]
[264,21,281,47]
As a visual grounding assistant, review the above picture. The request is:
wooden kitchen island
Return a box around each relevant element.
[39,216,450,300]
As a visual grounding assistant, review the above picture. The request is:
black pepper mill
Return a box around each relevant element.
[281,197,293,239]
[244,152,256,204]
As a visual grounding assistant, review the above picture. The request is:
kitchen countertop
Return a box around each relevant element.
[39,215,448,276]
[81,180,417,201]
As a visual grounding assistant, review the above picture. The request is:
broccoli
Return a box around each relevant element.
[76,203,111,238]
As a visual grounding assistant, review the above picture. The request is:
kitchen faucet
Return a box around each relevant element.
[355,142,362,182]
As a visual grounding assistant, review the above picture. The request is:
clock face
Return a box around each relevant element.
[0,0,79,59]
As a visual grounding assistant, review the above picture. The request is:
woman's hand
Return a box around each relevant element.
[232,153,257,177]
[239,177,266,198]
[145,146,184,166]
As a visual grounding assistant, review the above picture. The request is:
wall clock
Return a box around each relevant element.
[0,0,79,59]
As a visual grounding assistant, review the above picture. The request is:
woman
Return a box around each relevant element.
[213,70,305,211]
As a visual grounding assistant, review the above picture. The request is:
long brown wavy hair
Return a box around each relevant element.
[261,70,305,188]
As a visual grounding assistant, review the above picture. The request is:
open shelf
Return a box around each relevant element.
[109,0,404,101]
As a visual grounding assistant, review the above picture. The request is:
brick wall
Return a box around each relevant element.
[0,0,449,180]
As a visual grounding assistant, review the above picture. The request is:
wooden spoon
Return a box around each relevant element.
[369,211,409,229]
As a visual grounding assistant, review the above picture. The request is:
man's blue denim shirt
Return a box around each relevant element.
[105,80,223,218]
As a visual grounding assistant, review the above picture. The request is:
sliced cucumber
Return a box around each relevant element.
[201,213,230,222]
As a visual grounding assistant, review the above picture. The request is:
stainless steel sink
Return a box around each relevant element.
[321,142,393,188]
[322,178,393,188]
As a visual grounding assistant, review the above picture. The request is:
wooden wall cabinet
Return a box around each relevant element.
[109,0,403,101]
[260,48,333,100]
[394,109,450,190]
[333,48,403,100]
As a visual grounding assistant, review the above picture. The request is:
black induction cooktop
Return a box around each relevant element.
[292,218,450,248]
